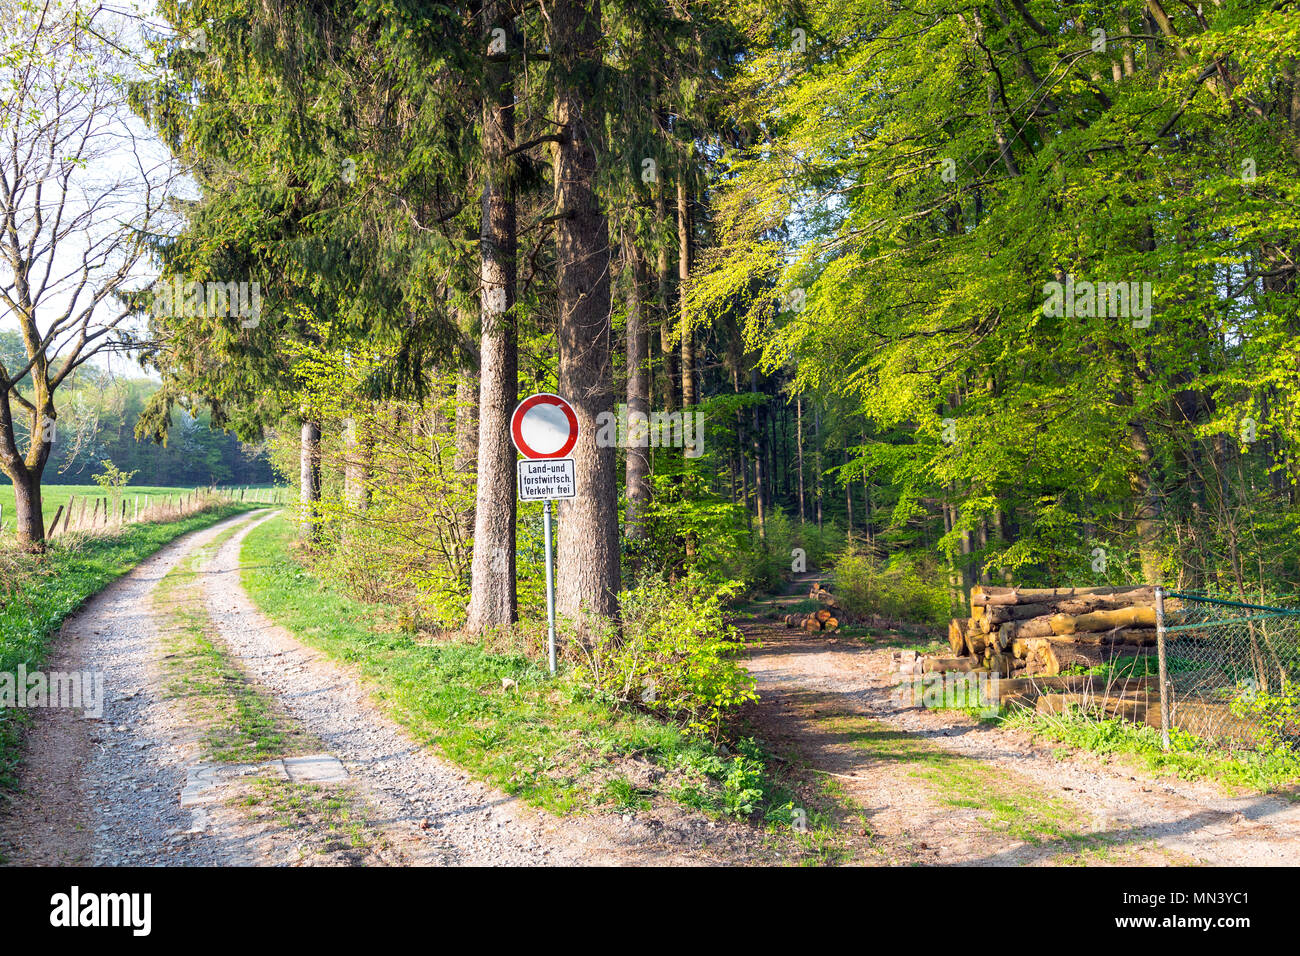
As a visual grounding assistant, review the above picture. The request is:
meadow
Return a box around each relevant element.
[0,484,285,532]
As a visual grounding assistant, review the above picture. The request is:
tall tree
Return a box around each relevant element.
[467,1,520,631]
[0,3,171,549]
[551,0,620,622]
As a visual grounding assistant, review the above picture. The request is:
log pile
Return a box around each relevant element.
[780,584,841,633]
[942,585,1169,679]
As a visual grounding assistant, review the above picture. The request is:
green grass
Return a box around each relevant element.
[1005,706,1300,795]
[830,710,1092,846]
[240,513,798,824]
[0,503,259,788]
[154,523,318,763]
[0,483,288,531]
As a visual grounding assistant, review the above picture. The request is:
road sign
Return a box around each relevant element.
[517,457,576,501]
[510,394,579,677]
[511,393,579,460]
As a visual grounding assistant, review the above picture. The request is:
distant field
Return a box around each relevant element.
[0,484,286,531]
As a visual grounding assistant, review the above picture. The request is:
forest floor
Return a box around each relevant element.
[0,511,795,867]
[736,572,1300,865]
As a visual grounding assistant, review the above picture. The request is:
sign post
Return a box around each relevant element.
[510,393,579,675]
[542,500,556,675]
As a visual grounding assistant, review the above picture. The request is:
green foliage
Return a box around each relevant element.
[1009,706,1300,794]
[694,0,1300,592]
[573,576,758,739]
[90,460,140,505]
[832,549,952,624]
[1231,679,1300,757]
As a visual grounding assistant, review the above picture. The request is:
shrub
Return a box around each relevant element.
[832,549,951,624]
[572,575,758,739]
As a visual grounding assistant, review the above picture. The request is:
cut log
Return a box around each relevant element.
[801,616,820,633]
[815,609,833,623]
[1038,641,1154,677]
[963,629,988,659]
[1050,605,1156,635]
[1036,693,1151,722]
[980,595,1154,629]
[814,589,842,609]
[971,585,1155,607]
[924,656,978,673]
[1051,627,1159,648]
[821,617,839,632]
[948,619,969,656]
[987,651,1015,677]
[1001,616,1057,641]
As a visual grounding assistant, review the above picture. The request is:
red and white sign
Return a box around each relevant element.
[511,393,579,460]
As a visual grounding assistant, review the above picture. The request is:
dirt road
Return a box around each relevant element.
[739,575,1300,866]
[0,511,770,867]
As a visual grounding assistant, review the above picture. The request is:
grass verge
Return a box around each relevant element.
[240,513,801,828]
[0,504,257,789]
[153,522,319,763]
[1004,707,1300,796]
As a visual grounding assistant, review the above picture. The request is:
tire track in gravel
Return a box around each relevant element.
[0,512,264,866]
[202,511,769,867]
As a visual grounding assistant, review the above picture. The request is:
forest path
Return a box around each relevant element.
[737,574,1300,866]
[0,511,776,867]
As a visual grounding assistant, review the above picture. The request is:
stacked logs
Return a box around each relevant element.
[945,585,1167,678]
[781,584,841,633]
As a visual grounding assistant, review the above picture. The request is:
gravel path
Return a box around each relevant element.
[3,509,780,868]
[742,590,1300,866]
[201,511,770,866]
[202,512,588,865]
[0,514,259,866]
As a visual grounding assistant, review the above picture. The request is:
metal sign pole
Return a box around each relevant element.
[543,499,557,675]
[1155,585,1171,752]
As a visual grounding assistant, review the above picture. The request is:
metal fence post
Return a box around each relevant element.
[1155,585,1171,751]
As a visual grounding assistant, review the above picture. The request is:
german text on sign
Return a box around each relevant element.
[518,457,577,500]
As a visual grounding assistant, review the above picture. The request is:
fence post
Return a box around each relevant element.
[1155,585,1171,752]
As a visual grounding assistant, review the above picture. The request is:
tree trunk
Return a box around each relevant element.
[11,469,43,545]
[343,417,369,513]
[554,0,620,624]
[657,182,679,414]
[796,396,806,522]
[0,393,52,549]
[624,236,652,566]
[677,172,695,425]
[1128,420,1163,583]
[814,403,823,529]
[751,367,766,539]
[467,0,519,631]
[299,420,321,545]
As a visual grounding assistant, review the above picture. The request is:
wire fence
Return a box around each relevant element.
[1156,590,1300,753]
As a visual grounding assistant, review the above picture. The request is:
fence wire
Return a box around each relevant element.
[1159,591,1300,752]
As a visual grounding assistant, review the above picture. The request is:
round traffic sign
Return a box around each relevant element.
[511,393,579,459]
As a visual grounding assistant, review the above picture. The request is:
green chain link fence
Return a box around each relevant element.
[1156,589,1300,753]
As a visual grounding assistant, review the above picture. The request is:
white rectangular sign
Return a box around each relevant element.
[518,457,577,501]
